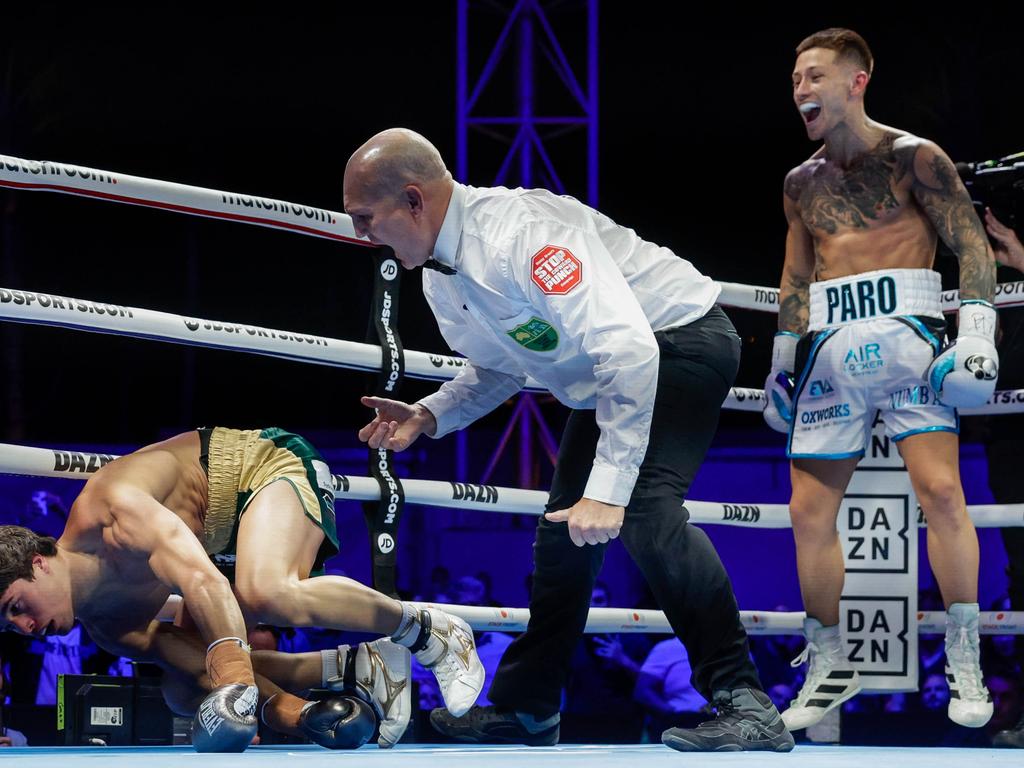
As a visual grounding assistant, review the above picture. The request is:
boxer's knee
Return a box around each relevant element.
[914,473,966,526]
[235,578,298,626]
[789,499,841,544]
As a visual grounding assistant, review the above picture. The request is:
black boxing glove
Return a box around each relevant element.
[192,683,259,752]
[299,695,377,750]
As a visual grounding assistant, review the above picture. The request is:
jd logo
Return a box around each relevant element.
[507,316,558,352]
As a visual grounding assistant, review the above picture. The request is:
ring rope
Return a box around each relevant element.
[3,285,1023,416]
[0,154,368,246]
[3,441,1021,528]
[6,437,1023,635]
[3,154,1022,314]
[415,602,1024,636]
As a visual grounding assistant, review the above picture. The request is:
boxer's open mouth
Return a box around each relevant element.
[800,102,822,125]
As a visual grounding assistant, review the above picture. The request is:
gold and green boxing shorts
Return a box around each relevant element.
[197,427,339,580]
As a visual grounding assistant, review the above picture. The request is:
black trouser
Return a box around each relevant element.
[489,306,763,717]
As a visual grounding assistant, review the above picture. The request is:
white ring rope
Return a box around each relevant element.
[3,153,1022,314]
[2,441,1022,528]
[3,285,1023,416]
[3,152,1024,413]
[3,439,1021,636]
[0,154,369,246]
[420,603,1024,636]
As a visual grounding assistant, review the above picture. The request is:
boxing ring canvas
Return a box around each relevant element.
[0,744,1021,768]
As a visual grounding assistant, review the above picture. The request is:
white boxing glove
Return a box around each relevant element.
[763,332,799,433]
[926,300,999,408]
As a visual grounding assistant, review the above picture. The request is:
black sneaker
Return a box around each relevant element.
[430,705,559,746]
[662,688,795,752]
[992,711,1024,748]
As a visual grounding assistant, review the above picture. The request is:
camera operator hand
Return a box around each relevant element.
[985,207,1024,271]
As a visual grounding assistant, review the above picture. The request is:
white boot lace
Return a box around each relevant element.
[947,627,985,701]
[789,641,826,707]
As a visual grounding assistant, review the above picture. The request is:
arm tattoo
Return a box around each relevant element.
[784,172,803,202]
[779,272,810,333]
[912,150,995,301]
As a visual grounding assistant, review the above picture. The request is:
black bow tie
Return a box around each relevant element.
[423,259,457,275]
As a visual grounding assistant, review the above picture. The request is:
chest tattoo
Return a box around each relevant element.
[797,135,911,234]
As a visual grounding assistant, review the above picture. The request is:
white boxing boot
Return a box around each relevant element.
[782,617,861,731]
[392,605,484,717]
[945,603,993,728]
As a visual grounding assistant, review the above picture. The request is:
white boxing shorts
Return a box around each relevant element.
[788,268,958,459]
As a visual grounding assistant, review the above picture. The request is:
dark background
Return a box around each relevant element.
[1,4,1023,609]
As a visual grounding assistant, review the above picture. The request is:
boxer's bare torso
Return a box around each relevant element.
[59,431,208,655]
[780,125,992,333]
[786,129,937,278]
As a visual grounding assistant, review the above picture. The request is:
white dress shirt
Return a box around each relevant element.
[418,182,719,506]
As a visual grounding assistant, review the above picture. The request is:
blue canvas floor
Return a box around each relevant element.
[0,744,1020,768]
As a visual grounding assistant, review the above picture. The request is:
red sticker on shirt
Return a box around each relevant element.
[531,245,583,295]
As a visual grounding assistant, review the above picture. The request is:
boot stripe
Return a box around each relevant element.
[817,684,848,694]
[829,670,856,679]
[806,698,834,708]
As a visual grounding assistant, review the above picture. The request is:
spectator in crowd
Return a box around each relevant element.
[451,576,513,707]
[987,674,1022,741]
[635,636,707,739]
[920,672,951,712]
[33,620,95,706]
[0,653,28,747]
[748,605,805,689]
[563,582,651,742]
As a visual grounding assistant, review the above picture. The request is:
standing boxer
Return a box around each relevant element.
[764,27,997,730]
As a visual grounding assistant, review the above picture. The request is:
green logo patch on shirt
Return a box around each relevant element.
[507,316,559,352]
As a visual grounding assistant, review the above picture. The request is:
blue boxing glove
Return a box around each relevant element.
[299,696,377,749]
[927,300,999,408]
[192,683,259,752]
[763,332,799,433]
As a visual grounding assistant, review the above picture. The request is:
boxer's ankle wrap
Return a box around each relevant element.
[206,636,255,688]
[321,648,340,688]
[391,602,417,641]
[390,607,433,653]
[407,609,432,654]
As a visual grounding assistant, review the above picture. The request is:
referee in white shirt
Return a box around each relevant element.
[344,128,793,753]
